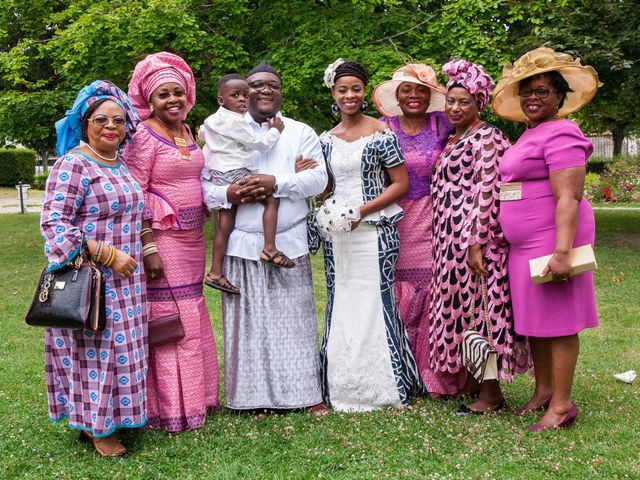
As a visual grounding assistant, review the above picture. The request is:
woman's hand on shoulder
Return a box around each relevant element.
[112,249,139,279]
[143,252,164,281]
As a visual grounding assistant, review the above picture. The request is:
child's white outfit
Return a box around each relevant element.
[199,106,280,188]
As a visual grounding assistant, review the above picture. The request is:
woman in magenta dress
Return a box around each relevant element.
[123,52,220,432]
[372,64,451,388]
[492,47,601,430]
[427,59,530,414]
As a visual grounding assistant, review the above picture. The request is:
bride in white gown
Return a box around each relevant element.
[315,59,423,412]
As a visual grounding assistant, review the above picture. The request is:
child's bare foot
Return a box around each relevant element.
[260,249,295,268]
[205,273,240,294]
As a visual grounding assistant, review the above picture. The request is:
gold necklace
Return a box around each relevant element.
[155,119,191,161]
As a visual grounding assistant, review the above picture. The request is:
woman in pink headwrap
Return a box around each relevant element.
[122,52,220,432]
[426,59,530,414]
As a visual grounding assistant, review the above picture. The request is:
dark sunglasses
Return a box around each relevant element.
[518,87,558,99]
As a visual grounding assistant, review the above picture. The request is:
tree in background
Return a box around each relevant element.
[1,0,637,157]
[512,0,640,155]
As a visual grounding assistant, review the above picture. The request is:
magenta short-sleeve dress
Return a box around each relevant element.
[498,119,599,337]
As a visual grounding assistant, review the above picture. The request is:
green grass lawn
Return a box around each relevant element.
[1,211,638,479]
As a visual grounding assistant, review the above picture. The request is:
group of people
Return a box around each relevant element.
[38,46,600,457]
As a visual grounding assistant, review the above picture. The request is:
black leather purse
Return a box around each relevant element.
[25,243,106,332]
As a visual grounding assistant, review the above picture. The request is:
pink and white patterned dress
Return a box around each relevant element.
[41,150,148,437]
[427,123,530,394]
[123,123,220,432]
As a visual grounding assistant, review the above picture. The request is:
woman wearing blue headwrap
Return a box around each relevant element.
[41,80,146,456]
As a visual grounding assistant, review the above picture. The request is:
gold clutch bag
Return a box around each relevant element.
[529,244,597,285]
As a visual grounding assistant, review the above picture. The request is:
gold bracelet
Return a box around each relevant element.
[143,242,158,258]
[104,246,116,268]
[142,242,157,253]
[140,228,153,237]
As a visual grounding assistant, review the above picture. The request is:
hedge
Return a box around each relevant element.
[0,148,36,187]
[586,159,609,174]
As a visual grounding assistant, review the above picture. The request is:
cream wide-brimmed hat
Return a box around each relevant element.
[373,64,446,117]
[492,47,602,122]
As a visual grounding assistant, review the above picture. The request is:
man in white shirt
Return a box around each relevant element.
[202,61,328,416]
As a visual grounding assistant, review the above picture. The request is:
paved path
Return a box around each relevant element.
[0,190,44,214]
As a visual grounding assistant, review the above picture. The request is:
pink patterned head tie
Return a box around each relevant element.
[128,52,196,121]
[442,59,495,111]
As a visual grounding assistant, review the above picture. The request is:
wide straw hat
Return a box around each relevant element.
[373,64,446,117]
[492,47,602,122]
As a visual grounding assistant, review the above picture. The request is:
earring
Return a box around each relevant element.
[360,100,368,112]
[331,102,340,116]
[149,104,154,113]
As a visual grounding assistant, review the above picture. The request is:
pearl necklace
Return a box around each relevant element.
[87,144,118,162]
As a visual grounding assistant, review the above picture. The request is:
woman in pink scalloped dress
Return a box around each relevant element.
[427,59,530,415]
[122,52,220,432]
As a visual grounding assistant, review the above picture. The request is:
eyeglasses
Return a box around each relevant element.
[88,115,126,127]
[248,81,282,92]
[518,87,558,99]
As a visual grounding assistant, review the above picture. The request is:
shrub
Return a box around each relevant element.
[585,157,640,204]
[0,148,36,187]
[586,158,608,174]
[32,171,49,190]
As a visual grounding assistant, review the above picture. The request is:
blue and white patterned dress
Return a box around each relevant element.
[318,130,423,411]
[40,150,147,437]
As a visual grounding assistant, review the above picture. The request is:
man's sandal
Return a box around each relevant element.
[205,274,240,294]
[260,249,295,269]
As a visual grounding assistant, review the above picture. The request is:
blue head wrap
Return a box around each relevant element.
[55,80,140,157]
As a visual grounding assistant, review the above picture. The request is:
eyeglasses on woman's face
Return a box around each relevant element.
[88,115,126,127]
[518,86,558,99]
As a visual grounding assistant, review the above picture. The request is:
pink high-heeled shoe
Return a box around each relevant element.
[513,397,551,417]
[528,402,578,431]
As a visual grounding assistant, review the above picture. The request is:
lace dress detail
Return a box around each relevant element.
[318,131,423,412]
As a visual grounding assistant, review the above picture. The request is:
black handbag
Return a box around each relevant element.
[147,275,185,347]
[25,242,106,332]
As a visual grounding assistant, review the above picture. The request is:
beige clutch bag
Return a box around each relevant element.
[529,244,597,285]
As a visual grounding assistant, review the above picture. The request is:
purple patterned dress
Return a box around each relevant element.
[427,124,530,394]
[382,113,451,385]
[41,150,147,437]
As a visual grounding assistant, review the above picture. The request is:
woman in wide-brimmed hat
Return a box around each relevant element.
[373,64,453,393]
[492,47,601,431]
